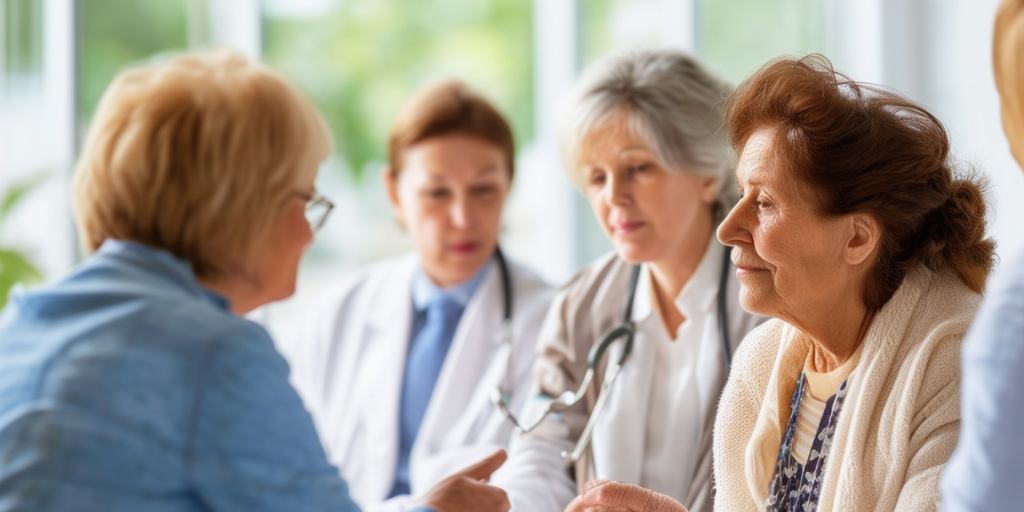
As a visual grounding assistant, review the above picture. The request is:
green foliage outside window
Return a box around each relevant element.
[0,175,46,310]
[79,0,190,121]
[263,0,534,180]
[697,0,826,85]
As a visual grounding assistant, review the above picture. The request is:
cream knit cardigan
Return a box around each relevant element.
[713,265,981,512]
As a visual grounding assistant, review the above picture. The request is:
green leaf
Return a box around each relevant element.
[0,172,49,221]
[0,248,43,311]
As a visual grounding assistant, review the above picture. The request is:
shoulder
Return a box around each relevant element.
[730,319,788,393]
[894,267,982,365]
[963,248,1024,360]
[202,320,287,380]
[503,255,557,319]
[956,247,1024,406]
[313,254,417,314]
[548,251,632,321]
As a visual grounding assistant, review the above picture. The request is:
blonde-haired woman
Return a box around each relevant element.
[941,1,1024,509]
[0,49,507,512]
[492,49,766,512]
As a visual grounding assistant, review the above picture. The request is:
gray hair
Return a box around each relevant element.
[561,49,738,217]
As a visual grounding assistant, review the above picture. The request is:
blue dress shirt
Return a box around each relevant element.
[389,265,488,497]
[0,240,435,512]
[942,247,1024,511]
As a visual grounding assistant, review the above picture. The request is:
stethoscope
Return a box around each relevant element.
[489,246,734,463]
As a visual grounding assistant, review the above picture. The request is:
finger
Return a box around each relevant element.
[582,479,613,493]
[582,482,686,512]
[563,495,586,512]
[456,449,508,481]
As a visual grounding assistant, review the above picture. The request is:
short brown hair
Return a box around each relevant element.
[387,80,514,178]
[73,48,332,278]
[725,55,995,309]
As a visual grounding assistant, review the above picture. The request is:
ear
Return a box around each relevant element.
[381,165,405,228]
[844,213,881,266]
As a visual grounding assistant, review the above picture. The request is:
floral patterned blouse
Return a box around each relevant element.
[765,373,849,512]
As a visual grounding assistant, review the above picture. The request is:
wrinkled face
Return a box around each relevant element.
[387,134,511,287]
[717,129,863,321]
[580,116,717,264]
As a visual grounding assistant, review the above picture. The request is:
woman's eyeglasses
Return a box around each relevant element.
[295,191,334,231]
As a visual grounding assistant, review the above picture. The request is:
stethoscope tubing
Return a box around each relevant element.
[491,246,735,461]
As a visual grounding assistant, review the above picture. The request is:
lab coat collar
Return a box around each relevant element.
[631,235,725,324]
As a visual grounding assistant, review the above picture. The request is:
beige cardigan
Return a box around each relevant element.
[713,265,981,512]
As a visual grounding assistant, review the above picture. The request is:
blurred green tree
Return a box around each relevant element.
[263,0,533,180]
[0,175,46,310]
[79,0,190,120]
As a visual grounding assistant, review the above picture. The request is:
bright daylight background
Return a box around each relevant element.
[2,0,1022,352]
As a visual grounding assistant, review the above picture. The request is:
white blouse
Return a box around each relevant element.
[633,238,729,509]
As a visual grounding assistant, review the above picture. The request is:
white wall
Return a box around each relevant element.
[927,0,1024,265]
[805,0,1023,268]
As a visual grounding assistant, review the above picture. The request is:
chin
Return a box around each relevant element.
[738,288,776,317]
[612,241,657,265]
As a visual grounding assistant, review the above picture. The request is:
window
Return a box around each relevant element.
[260,0,534,344]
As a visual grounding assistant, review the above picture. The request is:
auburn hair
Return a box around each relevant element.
[387,80,514,178]
[724,54,995,309]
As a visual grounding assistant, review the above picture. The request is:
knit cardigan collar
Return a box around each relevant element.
[715,264,981,512]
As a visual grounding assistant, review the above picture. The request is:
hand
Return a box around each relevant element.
[420,450,510,512]
[563,480,688,512]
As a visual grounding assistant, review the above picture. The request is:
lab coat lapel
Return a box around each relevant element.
[349,258,417,502]
[590,266,656,485]
[410,260,504,487]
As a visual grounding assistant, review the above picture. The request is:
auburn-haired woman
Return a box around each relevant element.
[574,54,993,512]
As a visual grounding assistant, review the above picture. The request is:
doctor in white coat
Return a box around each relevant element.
[491,50,767,512]
[291,80,555,512]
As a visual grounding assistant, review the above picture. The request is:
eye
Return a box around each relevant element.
[471,185,498,196]
[628,164,651,175]
[588,171,607,186]
[424,188,451,199]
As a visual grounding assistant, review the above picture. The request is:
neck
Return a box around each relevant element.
[801,299,874,373]
[648,212,714,303]
[199,274,261,316]
[647,212,714,334]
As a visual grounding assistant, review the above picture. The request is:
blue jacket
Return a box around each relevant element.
[0,240,430,512]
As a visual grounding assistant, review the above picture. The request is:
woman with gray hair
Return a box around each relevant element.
[491,49,766,512]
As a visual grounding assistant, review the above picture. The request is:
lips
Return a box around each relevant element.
[450,241,479,254]
[732,254,769,274]
[612,221,645,234]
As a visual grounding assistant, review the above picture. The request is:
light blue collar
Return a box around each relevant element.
[95,239,230,310]
[411,259,491,312]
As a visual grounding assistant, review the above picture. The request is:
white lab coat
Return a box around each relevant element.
[491,240,768,512]
[290,253,555,512]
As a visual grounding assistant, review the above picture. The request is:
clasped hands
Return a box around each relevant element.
[419,451,686,512]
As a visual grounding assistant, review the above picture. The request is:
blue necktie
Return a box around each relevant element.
[390,294,464,497]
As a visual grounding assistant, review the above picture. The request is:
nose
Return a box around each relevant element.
[450,195,474,229]
[605,173,632,207]
[716,197,753,247]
